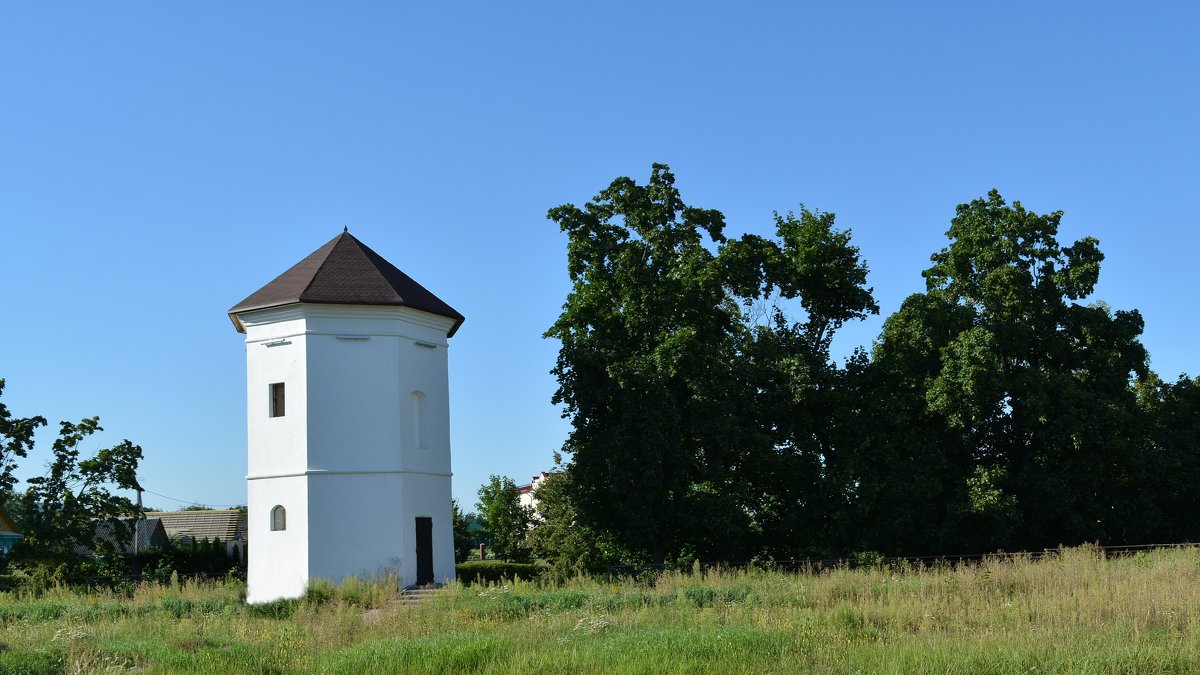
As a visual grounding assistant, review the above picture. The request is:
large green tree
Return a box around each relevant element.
[1137,374,1200,542]
[862,190,1150,552]
[547,165,876,563]
[546,165,743,565]
[720,209,877,558]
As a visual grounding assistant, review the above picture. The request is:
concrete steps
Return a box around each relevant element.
[398,584,442,606]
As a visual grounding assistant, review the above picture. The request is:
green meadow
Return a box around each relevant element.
[2,546,1199,673]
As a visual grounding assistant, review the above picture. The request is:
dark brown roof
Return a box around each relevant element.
[145,510,248,543]
[228,231,464,336]
[75,518,171,557]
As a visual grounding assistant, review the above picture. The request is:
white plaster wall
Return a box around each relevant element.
[243,313,308,478]
[303,305,455,345]
[305,473,454,587]
[396,335,452,475]
[243,310,310,604]
[306,474,409,583]
[246,475,308,604]
[303,305,454,476]
[401,473,456,584]
[238,303,457,599]
[306,333,403,471]
[303,306,455,585]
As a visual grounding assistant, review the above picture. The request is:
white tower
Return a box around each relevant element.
[229,230,464,603]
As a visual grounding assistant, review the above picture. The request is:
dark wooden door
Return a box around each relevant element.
[415,517,433,585]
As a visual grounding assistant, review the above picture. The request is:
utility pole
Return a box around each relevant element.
[133,479,145,577]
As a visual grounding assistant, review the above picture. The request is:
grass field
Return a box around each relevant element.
[2,545,1200,673]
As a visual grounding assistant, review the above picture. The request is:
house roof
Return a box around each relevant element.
[83,517,171,556]
[145,510,247,543]
[519,471,552,494]
[0,503,20,536]
[228,230,464,336]
[135,518,170,551]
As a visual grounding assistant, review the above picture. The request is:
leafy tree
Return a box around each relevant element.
[526,471,637,577]
[721,209,878,558]
[547,165,876,563]
[862,190,1149,552]
[546,165,753,565]
[850,293,979,554]
[1137,374,1200,542]
[451,499,476,563]
[475,475,530,562]
[546,176,1188,560]
[0,379,46,503]
[14,416,144,567]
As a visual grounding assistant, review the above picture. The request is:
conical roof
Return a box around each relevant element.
[228,231,464,336]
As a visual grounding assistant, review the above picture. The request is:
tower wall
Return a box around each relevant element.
[305,331,403,471]
[246,476,308,603]
[244,310,308,478]
[240,304,457,602]
[306,473,408,582]
[399,472,456,584]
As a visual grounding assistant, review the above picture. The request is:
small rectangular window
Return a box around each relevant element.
[269,382,285,417]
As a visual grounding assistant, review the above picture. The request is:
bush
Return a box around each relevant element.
[246,598,298,619]
[138,539,242,583]
[456,561,542,586]
[0,649,64,674]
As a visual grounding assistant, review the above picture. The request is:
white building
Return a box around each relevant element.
[518,472,551,513]
[229,230,464,603]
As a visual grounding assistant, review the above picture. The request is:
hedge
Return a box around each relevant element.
[455,560,542,586]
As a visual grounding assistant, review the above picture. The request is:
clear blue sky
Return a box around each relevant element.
[1,3,1197,510]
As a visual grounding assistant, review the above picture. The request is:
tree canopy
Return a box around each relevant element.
[546,164,876,564]
[14,417,144,564]
[0,382,146,581]
[0,379,46,504]
[475,475,531,562]
[860,191,1152,553]
[541,168,1200,565]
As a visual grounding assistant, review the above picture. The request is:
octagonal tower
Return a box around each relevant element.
[229,230,463,603]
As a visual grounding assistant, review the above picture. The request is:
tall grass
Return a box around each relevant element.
[2,545,1199,673]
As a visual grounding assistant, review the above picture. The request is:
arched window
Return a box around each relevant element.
[411,391,429,449]
[271,505,286,531]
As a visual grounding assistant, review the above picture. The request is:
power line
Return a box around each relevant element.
[139,487,244,509]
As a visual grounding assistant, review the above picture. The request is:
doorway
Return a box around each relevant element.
[415,517,433,585]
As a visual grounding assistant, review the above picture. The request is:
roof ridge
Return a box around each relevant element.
[297,231,348,300]
[344,234,408,304]
[357,236,405,303]
[145,509,244,516]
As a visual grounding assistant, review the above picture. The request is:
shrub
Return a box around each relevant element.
[304,578,335,606]
[0,573,20,592]
[246,598,298,619]
[0,649,64,674]
[456,561,542,586]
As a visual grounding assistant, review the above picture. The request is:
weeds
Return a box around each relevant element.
[1,546,1199,672]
